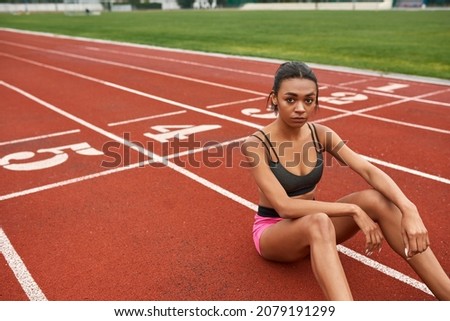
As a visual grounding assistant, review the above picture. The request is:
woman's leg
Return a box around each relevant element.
[338,189,450,300]
[259,213,353,300]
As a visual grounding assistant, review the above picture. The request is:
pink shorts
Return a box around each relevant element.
[252,214,283,255]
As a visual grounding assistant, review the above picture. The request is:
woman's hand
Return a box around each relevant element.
[401,207,430,259]
[351,205,384,256]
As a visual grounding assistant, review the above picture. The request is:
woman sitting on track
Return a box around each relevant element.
[241,61,450,301]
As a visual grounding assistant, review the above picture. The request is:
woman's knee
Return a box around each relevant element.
[303,213,336,243]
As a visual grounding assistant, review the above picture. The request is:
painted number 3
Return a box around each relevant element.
[319,92,368,105]
[0,142,103,171]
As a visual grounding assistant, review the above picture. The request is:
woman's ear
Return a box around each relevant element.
[271,92,278,106]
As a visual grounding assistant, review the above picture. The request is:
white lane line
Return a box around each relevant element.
[0,160,153,201]
[0,40,265,96]
[316,104,450,135]
[0,228,48,301]
[337,78,371,86]
[0,53,262,131]
[363,156,450,185]
[84,46,274,79]
[1,82,433,297]
[0,129,80,147]
[108,110,187,127]
[2,54,448,184]
[207,96,266,109]
[357,113,450,135]
[337,245,433,296]
[363,88,450,108]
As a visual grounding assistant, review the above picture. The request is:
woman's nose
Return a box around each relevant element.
[295,103,306,112]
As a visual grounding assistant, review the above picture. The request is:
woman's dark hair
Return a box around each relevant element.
[267,61,319,113]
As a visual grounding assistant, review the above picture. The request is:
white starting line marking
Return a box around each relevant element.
[0,228,47,301]
[108,110,187,127]
[0,129,80,147]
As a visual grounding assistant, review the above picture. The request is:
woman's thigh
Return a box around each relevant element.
[260,213,346,262]
[337,189,395,222]
[333,189,395,243]
[259,189,389,262]
[258,216,315,262]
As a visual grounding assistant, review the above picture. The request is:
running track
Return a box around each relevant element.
[1,28,449,301]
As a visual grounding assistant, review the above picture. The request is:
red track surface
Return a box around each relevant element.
[1,29,449,301]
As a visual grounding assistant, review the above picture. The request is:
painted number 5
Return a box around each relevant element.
[0,142,103,171]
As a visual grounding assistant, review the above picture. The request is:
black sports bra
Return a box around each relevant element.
[252,123,324,198]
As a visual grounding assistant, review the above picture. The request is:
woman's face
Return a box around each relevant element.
[272,77,317,128]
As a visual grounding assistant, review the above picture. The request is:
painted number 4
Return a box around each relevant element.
[0,142,103,171]
[144,124,221,143]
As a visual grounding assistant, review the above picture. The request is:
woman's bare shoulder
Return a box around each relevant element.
[311,122,333,134]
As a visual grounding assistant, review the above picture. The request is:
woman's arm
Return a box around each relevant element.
[317,124,430,257]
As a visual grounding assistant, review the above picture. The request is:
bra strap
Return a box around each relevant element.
[307,123,323,153]
[251,130,280,163]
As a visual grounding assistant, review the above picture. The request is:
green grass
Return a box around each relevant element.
[1,10,450,79]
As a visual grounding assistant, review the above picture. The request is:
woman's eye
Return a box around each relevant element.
[286,98,295,104]
[305,98,314,105]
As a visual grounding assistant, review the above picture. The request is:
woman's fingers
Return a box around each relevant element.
[365,223,383,256]
[353,209,383,257]
[401,215,430,259]
[403,228,430,259]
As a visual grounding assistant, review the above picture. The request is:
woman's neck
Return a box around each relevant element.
[271,118,307,141]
